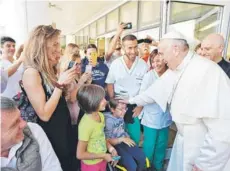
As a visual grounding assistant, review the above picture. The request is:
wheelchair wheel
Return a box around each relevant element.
[107,163,119,171]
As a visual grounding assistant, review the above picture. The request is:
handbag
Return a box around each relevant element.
[13,72,47,122]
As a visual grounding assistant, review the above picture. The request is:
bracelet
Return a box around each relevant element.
[109,147,115,153]
[54,82,64,90]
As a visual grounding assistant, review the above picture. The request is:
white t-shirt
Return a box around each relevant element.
[106,56,148,98]
[0,122,62,171]
[0,59,24,98]
[1,67,8,93]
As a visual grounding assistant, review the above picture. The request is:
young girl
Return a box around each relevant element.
[104,99,146,171]
[77,84,117,171]
[140,49,172,171]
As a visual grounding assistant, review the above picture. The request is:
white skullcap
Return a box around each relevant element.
[161,31,200,50]
[161,31,187,41]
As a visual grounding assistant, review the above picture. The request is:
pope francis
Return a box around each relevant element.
[125,31,230,171]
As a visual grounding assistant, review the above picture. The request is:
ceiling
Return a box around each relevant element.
[30,0,122,35]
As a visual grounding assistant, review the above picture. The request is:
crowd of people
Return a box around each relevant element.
[1,22,230,171]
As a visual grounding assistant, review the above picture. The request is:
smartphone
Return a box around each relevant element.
[137,39,144,44]
[124,22,132,29]
[144,38,152,44]
[68,61,76,69]
[85,65,92,73]
[112,156,121,161]
[90,52,98,66]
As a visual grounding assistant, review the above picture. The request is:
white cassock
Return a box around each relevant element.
[129,51,230,171]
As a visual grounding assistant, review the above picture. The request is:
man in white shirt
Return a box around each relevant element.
[0,96,62,171]
[123,31,230,171]
[1,37,24,98]
[1,68,8,93]
[106,34,148,145]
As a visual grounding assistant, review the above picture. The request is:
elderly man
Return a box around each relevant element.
[201,33,230,78]
[0,96,62,171]
[122,31,230,171]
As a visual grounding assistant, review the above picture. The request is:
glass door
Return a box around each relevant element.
[167,1,223,49]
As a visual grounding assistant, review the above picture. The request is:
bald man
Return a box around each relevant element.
[201,33,230,78]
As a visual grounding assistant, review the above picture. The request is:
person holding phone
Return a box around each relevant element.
[138,36,158,68]
[104,23,127,68]
[82,44,109,89]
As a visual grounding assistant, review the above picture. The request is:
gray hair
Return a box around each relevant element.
[0,96,17,111]
[171,39,189,50]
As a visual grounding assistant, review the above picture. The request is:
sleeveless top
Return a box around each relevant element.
[37,74,78,171]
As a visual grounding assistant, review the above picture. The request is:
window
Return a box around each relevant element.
[66,35,76,45]
[168,2,222,48]
[60,35,66,48]
[97,17,106,35]
[79,30,84,45]
[83,26,89,44]
[138,1,161,29]
[120,1,138,31]
[90,22,97,39]
[106,9,119,32]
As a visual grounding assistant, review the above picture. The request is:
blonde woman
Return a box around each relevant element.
[22,25,79,171]
[59,43,80,73]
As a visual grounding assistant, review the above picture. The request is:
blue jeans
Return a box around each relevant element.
[115,143,146,171]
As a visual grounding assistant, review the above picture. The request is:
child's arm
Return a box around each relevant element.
[107,138,120,146]
[106,140,118,156]
[106,140,119,166]
[107,137,136,147]
[77,140,112,162]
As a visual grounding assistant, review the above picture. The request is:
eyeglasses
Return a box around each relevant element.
[116,107,128,112]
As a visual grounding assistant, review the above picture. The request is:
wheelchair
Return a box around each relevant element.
[107,157,151,171]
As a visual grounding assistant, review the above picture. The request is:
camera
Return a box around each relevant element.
[123,22,132,29]
[137,38,153,44]
[67,61,76,70]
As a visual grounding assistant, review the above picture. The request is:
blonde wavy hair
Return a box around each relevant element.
[23,25,61,89]
[59,43,80,73]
